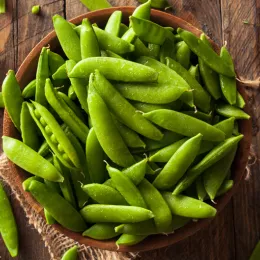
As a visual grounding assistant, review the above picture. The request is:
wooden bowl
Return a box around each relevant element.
[3,7,252,253]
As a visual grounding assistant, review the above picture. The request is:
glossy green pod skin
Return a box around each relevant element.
[188,64,201,83]
[132,0,151,20]
[214,117,235,138]
[52,64,67,80]
[181,111,212,123]
[3,136,64,182]
[133,38,150,57]
[236,91,246,108]
[196,176,207,201]
[22,176,42,191]
[44,208,56,225]
[28,180,87,232]
[148,43,160,59]
[61,245,78,260]
[215,180,233,197]
[105,50,124,59]
[116,234,147,246]
[216,103,250,119]
[119,23,129,37]
[22,79,36,99]
[160,38,176,64]
[137,0,168,9]
[68,85,76,100]
[176,41,191,69]
[47,50,65,75]
[0,183,19,257]
[132,102,172,113]
[105,11,122,36]
[80,0,111,11]
[2,70,23,131]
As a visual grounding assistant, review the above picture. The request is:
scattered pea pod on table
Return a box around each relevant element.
[1,2,250,250]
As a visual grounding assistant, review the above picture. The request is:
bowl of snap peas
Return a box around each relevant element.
[2,2,252,253]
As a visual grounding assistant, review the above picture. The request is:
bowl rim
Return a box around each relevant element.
[3,6,252,253]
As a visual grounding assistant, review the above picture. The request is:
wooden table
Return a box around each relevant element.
[0,0,259,259]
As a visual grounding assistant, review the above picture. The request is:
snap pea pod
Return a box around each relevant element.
[188,65,201,83]
[83,223,120,240]
[88,82,135,167]
[105,50,124,59]
[119,23,129,37]
[249,240,260,260]
[80,0,111,10]
[107,165,147,208]
[214,117,235,138]
[2,70,23,131]
[45,79,89,143]
[160,38,176,64]
[153,134,202,190]
[219,47,237,105]
[22,79,36,99]
[68,85,76,100]
[27,102,81,169]
[47,50,65,75]
[44,208,56,225]
[236,91,246,109]
[143,109,225,141]
[44,178,61,194]
[105,11,122,36]
[61,246,78,260]
[203,145,237,200]
[29,180,86,231]
[52,64,67,80]
[196,176,207,201]
[82,184,128,205]
[53,15,81,62]
[89,70,163,141]
[132,0,151,20]
[137,0,169,9]
[80,205,154,223]
[214,180,233,197]
[177,28,235,77]
[216,103,250,119]
[23,176,42,191]
[69,57,158,82]
[0,183,18,257]
[3,136,64,182]
[132,102,172,113]
[233,121,240,136]
[116,234,147,246]
[166,57,211,112]
[20,102,40,150]
[176,41,191,69]
[198,34,222,100]
[37,141,50,157]
[139,179,172,232]
[148,44,160,59]
[133,38,150,57]
[162,192,217,218]
[121,28,137,43]
[173,135,243,195]
[181,111,212,123]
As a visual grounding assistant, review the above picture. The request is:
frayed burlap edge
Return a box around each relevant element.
[0,153,137,260]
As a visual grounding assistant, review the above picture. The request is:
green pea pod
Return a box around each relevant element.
[3,136,64,182]
[249,241,260,260]
[216,103,250,120]
[80,204,154,223]
[0,93,4,108]
[188,64,201,83]
[80,0,111,10]
[233,121,240,136]
[83,223,120,240]
[176,41,191,69]
[236,91,246,109]
[81,18,100,59]
[173,135,243,195]
[88,82,135,167]
[115,220,156,235]
[121,27,137,43]
[198,34,222,100]
[148,43,160,59]
[68,85,76,100]
[22,79,36,99]
[44,178,61,193]
[119,23,129,37]
[2,70,23,131]
[160,38,176,64]
[139,179,172,232]
[44,208,56,225]
[29,180,86,231]
[69,57,158,82]
[61,245,78,260]
[116,234,147,246]
[219,47,237,105]
[20,102,40,150]
[133,0,151,20]
[132,102,172,113]
[23,176,42,191]
[47,50,65,75]
[53,15,81,61]
[45,79,89,143]
[181,111,212,123]
[143,109,225,141]
[162,192,216,218]
[0,183,18,257]
[52,64,67,80]
[203,145,237,200]
[107,165,147,208]
[137,0,168,9]
[196,176,207,201]
[214,117,235,138]
[177,28,235,77]
[105,50,124,59]
[133,38,150,57]
[215,180,233,197]
[82,184,128,205]
[105,11,122,36]
[166,57,211,112]
[153,134,202,190]
[89,70,163,141]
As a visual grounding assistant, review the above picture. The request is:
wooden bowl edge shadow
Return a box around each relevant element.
[3,7,252,253]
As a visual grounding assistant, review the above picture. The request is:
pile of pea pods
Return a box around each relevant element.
[2,0,250,248]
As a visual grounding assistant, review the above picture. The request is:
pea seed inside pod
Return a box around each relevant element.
[45,125,52,135]
[34,109,41,118]
[40,117,47,126]
[62,153,70,162]
[50,134,58,144]
[58,144,64,152]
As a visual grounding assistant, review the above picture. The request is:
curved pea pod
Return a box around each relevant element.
[44,208,56,225]
[236,91,246,109]
[214,117,235,138]
[83,223,120,240]
[69,57,158,82]
[107,165,147,208]
[153,134,202,190]
[115,220,156,235]
[148,43,160,59]
[68,85,76,100]
[53,15,81,61]
[89,70,163,141]
[116,234,147,246]
[44,178,61,193]
[133,38,150,57]
[203,145,237,200]
[132,102,172,113]
[61,246,78,260]
[82,184,127,205]
[196,176,207,201]
[3,136,64,182]
[52,64,67,80]
[219,47,237,105]
[20,102,40,150]
[93,26,135,54]
[80,0,111,11]
[160,38,176,64]
[81,18,100,59]
[143,109,225,141]
[177,28,235,77]
[105,11,122,36]
[216,103,250,120]
[80,204,154,223]
[22,79,36,99]
[182,110,212,123]
[162,192,216,218]
[47,50,65,75]
[88,83,135,167]
[233,121,240,136]
[23,176,42,191]
[105,50,124,59]
[138,0,168,8]
[215,180,234,197]
[176,41,191,69]
[166,57,211,112]
[2,70,23,132]
[45,79,89,143]
[189,64,201,83]
[138,179,172,232]
[132,0,151,20]
[119,23,129,37]
[173,135,243,195]
[198,34,221,100]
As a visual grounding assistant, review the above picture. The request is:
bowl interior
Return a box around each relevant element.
[3,7,252,252]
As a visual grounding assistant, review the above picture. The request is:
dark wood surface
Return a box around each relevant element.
[0,0,259,259]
